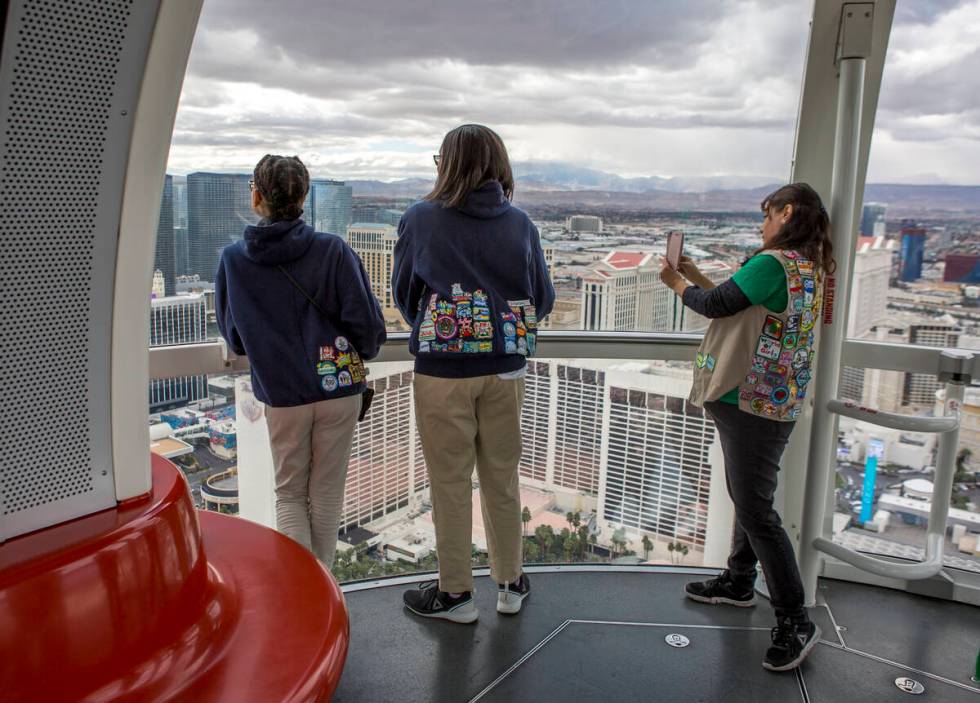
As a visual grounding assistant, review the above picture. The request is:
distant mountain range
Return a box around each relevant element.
[347,162,980,216]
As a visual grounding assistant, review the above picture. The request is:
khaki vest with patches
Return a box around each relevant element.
[688,250,822,422]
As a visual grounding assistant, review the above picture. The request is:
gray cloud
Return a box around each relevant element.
[169,0,980,183]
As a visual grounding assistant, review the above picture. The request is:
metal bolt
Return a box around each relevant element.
[120,110,127,116]
[101,470,108,476]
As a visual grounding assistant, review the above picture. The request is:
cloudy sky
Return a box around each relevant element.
[167,0,980,185]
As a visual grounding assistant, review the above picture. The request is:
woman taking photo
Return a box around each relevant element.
[216,154,386,567]
[660,183,834,672]
[393,124,555,623]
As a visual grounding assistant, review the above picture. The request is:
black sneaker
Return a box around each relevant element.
[763,618,822,672]
[685,572,756,607]
[403,581,478,624]
[497,573,531,614]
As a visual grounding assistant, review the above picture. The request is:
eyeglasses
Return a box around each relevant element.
[248,179,257,192]
[432,154,441,166]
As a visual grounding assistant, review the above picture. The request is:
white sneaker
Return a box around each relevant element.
[497,573,531,615]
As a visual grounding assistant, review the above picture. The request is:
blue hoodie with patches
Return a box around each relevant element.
[392,180,556,378]
[215,218,387,407]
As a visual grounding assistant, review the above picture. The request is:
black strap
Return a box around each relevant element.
[278,264,327,318]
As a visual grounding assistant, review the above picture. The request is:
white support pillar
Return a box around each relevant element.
[798,4,875,606]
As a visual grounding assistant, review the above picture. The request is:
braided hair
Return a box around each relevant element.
[253,154,310,222]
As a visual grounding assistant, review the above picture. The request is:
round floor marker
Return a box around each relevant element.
[665,634,690,648]
[894,678,925,695]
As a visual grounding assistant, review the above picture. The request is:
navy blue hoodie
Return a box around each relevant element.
[215,219,387,407]
[392,181,555,378]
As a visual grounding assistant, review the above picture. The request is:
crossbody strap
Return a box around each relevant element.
[278,264,327,318]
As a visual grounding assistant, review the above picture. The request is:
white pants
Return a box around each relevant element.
[264,394,360,567]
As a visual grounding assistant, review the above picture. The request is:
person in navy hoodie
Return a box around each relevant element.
[215,154,386,567]
[393,125,555,623]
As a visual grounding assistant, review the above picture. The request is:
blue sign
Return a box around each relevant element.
[861,439,885,523]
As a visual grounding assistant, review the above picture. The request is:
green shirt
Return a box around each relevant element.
[718,254,788,404]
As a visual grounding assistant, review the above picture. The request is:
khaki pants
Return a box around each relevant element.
[414,373,525,593]
[264,394,360,567]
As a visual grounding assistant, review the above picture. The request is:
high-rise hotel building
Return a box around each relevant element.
[148,293,209,412]
[186,172,255,282]
[346,223,400,322]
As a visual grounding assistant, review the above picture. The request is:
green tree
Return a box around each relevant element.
[522,506,532,538]
[611,527,627,557]
[535,525,556,559]
[641,535,653,561]
[524,539,541,563]
[955,448,973,484]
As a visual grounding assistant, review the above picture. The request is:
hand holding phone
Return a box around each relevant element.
[666,231,684,270]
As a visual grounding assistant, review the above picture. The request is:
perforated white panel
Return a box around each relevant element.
[0,0,159,539]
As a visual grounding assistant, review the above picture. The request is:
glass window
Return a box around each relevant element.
[841,2,980,574]
[166,1,813,336]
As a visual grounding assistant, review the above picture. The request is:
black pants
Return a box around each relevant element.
[705,401,806,620]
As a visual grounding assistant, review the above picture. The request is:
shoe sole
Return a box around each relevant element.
[685,591,757,608]
[497,591,529,615]
[403,603,479,624]
[762,625,823,672]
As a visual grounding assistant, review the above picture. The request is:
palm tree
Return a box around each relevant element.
[522,506,532,538]
[641,535,653,561]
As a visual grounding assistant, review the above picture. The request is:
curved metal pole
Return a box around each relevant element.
[813,381,963,581]
[799,56,867,606]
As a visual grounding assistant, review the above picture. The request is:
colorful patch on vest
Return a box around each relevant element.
[766,362,788,377]
[335,336,350,352]
[792,347,809,369]
[763,315,784,339]
[784,251,799,260]
[705,355,716,371]
[752,356,768,373]
[771,386,790,405]
[788,275,804,294]
[317,361,337,376]
[782,332,798,349]
[338,370,353,387]
[322,375,338,392]
[779,350,794,366]
[751,397,766,413]
[417,285,495,353]
[319,346,336,361]
[436,315,458,340]
[793,298,805,312]
[696,353,705,368]
[800,310,815,332]
[795,369,811,387]
[756,336,781,360]
[336,352,351,368]
[786,315,800,332]
[754,383,774,397]
[797,260,814,276]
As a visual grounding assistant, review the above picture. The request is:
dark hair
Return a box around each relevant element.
[253,154,310,222]
[758,182,836,274]
[425,124,514,209]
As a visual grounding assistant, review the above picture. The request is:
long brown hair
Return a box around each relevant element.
[758,182,836,274]
[425,124,515,209]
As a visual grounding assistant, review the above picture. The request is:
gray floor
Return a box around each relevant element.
[333,570,980,703]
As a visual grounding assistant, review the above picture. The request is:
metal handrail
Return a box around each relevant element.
[813,382,965,581]
[146,333,967,379]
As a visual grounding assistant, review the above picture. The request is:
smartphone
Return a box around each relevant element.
[666,231,684,270]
